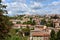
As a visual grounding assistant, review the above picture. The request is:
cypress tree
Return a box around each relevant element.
[56,30,60,40]
[50,29,56,40]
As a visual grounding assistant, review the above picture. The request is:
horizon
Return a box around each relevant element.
[2,0,60,16]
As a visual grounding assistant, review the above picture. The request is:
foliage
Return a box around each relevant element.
[56,30,60,40]
[40,18,54,27]
[22,26,30,36]
[9,15,25,20]
[16,21,21,24]
[5,28,28,40]
[9,29,17,36]
[5,35,22,40]
[23,20,36,25]
[50,29,56,40]
[51,15,59,19]
[40,18,46,25]
[6,36,28,40]
[50,30,60,40]
[45,21,53,27]
[0,0,13,40]
[31,20,36,25]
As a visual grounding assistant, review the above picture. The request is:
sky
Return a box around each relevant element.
[2,0,60,16]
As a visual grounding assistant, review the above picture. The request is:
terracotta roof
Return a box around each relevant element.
[13,24,32,27]
[32,32,50,37]
[14,24,21,26]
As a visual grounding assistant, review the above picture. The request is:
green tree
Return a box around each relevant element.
[31,20,36,25]
[50,29,56,40]
[23,20,36,25]
[56,30,60,40]
[40,18,46,25]
[0,0,13,40]
[16,21,21,24]
[5,35,22,40]
[45,21,54,27]
[51,15,59,19]
[22,26,30,36]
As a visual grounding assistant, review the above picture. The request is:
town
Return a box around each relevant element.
[0,0,60,40]
[9,14,60,40]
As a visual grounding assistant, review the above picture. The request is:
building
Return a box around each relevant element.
[30,30,50,40]
[30,26,51,40]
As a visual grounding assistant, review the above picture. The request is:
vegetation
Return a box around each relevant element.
[45,21,54,27]
[50,30,60,40]
[56,30,60,40]
[21,26,30,36]
[23,20,36,25]
[9,15,25,20]
[40,18,54,27]
[51,15,59,19]
[0,0,60,40]
[16,21,21,24]
[0,0,13,40]
[5,34,28,40]
[50,29,56,40]
[40,18,46,25]
[5,28,29,40]
[5,35,21,40]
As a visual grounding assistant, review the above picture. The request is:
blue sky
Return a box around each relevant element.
[2,0,60,16]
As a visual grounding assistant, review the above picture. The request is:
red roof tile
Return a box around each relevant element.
[32,32,50,37]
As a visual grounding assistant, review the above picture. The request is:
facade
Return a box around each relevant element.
[9,14,60,40]
[13,24,34,29]
[30,31,50,40]
[30,26,51,40]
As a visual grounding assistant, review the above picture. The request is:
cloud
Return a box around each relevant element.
[51,1,60,6]
[31,0,48,2]
[30,2,43,10]
[2,0,60,16]
[30,0,57,3]
[46,1,60,14]
[3,0,29,16]
[11,0,26,3]
[2,0,5,2]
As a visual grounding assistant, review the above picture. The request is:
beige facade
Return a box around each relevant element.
[32,37,49,40]
[32,37,43,40]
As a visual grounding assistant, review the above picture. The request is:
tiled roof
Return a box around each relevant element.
[13,24,32,27]
[32,32,50,37]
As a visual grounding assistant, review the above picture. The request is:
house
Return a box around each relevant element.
[30,26,51,40]
[34,25,48,30]
[12,24,21,29]
[10,19,21,24]
[30,30,50,40]
[13,24,34,29]
[52,19,60,28]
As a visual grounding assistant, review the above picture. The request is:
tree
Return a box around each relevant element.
[40,18,46,25]
[51,15,59,19]
[16,21,21,24]
[23,20,36,25]
[31,20,36,25]
[50,29,56,40]
[22,26,30,36]
[45,21,54,27]
[56,30,60,40]
[5,35,21,40]
[0,0,13,40]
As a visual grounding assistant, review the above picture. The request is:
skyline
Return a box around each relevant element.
[2,0,60,16]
